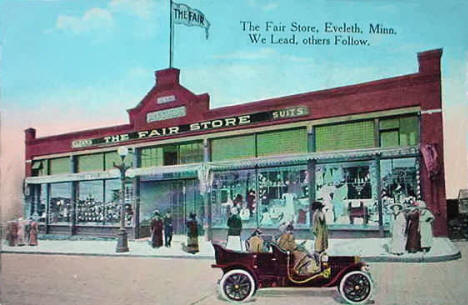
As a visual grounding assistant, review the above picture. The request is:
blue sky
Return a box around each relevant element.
[0,0,467,199]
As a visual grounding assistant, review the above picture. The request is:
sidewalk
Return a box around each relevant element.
[1,235,461,263]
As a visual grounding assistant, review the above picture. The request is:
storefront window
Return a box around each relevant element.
[49,182,72,224]
[211,169,257,229]
[315,120,375,152]
[379,116,419,147]
[315,162,378,226]
[77,181,104,224]
[30,184,47,222]
[380,158,418,225]
[257,165,309,228]
[104,179,133,226]
[140,141,203,167]
[38,184,47,222]
[77,154,104,172]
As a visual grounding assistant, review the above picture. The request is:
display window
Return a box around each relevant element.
[104,179,133,226]
[49,182,72,224]
[211,165,309,230]
[211,169,257,228]
[315,161,378,226]
[257,165,309,228]
[380,157,418,225]
[77,180,104,224]
[38,184,47,222]
[30,184,47,222]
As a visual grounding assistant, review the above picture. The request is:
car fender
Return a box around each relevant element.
[220,264,259,288]
[324,262,367,287]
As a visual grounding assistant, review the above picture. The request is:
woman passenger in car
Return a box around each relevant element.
[277,223,321,276]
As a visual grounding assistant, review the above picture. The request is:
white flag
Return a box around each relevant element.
[172,2,210,39]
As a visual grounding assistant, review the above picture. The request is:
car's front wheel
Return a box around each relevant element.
[339,271,373,304]
[219,269,255,302]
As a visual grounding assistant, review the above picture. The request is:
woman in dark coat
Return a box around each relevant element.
[186,212,199,254]
[150,210,164,248]
[406,205,422,253]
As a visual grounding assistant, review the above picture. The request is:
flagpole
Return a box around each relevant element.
[169,0,174,68]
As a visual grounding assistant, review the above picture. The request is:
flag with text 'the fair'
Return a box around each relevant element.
[172,2,210,39]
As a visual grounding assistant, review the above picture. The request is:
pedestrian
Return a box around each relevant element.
[312,201,328,253]
[17,217,26,246]
[150,210,163,248]
[417,201,435,252]
[226,207,243,251]
[406,202,422,253]
[185,212,199,254]
[163,210,173,247]
[24,218,32,245]
[6,220,18,246]
[246,229,264,253]
[29,220,39,246]
[389,203,406,255]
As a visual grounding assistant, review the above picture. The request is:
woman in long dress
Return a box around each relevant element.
[29,221,39,246]
[312,201,328,253]
[389,204,406,255]
[186,212,199,254]
[417,201,435,252]
[17,218,26,246]
[406,205,421,253]
[226,207,243,251]
[150,210,163,248]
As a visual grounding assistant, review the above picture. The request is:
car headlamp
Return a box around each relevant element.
[361,264,370,272]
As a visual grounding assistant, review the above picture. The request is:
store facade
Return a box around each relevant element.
[24,49,447,239]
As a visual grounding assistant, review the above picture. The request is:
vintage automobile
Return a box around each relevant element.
[211,242,374,304]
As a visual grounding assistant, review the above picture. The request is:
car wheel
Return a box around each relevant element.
[339,271,373,304]
[219,269,255,303]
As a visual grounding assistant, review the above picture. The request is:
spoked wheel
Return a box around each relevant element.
[339,271,373,304]
[219,269,255,302]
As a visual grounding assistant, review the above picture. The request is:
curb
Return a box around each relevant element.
[364,250,462,263]
[0,250,214,260]
[1,249,462,263]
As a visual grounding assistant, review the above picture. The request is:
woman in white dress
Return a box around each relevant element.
[389,203,406,255]
[417,201,435,252]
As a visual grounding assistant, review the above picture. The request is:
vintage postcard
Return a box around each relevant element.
[1,1,467,304]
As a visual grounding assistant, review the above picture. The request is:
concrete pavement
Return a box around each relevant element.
[1,235,461,262]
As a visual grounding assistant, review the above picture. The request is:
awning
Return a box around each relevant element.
[31,161,43,170]
[208,146,419,171]
[134,164,201,181]
[25,146,419,184]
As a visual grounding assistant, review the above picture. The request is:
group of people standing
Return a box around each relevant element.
[389,200,435,255]
[149,210,200,254]
[5,217,39,247]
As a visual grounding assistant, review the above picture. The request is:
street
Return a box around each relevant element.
[1,242,467,305]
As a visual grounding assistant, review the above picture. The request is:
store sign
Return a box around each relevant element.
[71,105,309,148]
[157,95,176,104]
[147,106,186,123]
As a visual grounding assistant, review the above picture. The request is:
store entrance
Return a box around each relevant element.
[140,179,202,236]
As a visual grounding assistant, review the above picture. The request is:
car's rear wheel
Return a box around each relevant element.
[219,269,255,302]
[339,271,373,304]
